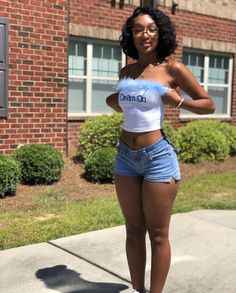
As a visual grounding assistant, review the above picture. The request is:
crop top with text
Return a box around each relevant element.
[117,78,171,132]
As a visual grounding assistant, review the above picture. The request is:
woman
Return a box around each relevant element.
[106,6,215,293]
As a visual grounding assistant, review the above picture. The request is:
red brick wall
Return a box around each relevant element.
[69,0,134,30]
[67,120,82,155]
[0,0,68,155]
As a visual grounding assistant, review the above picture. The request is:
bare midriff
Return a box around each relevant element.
[120,129,164,150]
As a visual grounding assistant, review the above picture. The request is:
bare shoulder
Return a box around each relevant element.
[165,58,210,98]
[165,59,198,88]
[166,59,188,77]
[119,62,138,79]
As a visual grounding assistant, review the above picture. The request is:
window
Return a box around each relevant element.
[0,18,8,118]
[181,50,233,118]
[68,38,125,116]
[109,0,140,5]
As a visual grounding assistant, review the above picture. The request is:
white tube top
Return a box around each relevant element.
[117,78,171,132]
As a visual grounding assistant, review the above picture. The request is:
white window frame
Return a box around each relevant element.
[68,37,126,118]
[181,49,233,119]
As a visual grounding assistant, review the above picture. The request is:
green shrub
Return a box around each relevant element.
[175,120,230,163]
[13,144,64,185]
[202,120,236,155]
[0,154,20,197]
[78,113,123,161]
[84,147,117,183]
[227,125,236,155]
[162,120,177,143]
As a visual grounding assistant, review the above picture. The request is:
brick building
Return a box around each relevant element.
[0,0,235,155]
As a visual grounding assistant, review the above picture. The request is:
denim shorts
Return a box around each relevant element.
[114,136,181,183]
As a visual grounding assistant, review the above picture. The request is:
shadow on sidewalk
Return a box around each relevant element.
[36,265,129,292]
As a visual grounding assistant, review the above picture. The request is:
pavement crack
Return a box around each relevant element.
[47,241,132,285]
[189,214,236,230]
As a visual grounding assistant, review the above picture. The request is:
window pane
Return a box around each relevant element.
[92,44,121,77]
[69,40,86,76]
[0,71,5,107]
[0,24,5,63]
[113,47,121,60]
[209,56,229,84]
[104,47,111,59]
[68,79,86,113]
[182,52,204,82]
[208,86,228,114]
[92,79,117,113]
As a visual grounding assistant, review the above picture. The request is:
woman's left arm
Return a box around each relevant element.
[162,61,215,115]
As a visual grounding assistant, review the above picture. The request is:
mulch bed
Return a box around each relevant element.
[1,155,236,210]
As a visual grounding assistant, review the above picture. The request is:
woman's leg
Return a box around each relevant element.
[115,175,147,293]
[142,178,179,293]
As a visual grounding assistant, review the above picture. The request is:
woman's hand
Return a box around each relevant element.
[162,89,182,108]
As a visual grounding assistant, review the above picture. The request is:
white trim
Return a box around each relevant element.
[86,43,93,114]
[69,76,119,82]
[204,54,209,91]
[205,84,229,88]
[68,112,114,119]
[69,75,87,80]
[180,114,232,120]
[89,77,119,81]
[228,57,233,117]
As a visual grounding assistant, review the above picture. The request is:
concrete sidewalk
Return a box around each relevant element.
[0,210,235,293]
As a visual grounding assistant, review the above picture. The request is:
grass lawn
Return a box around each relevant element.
[0,170,236,251]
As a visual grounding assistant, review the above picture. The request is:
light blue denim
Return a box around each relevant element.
[114,136,181,183]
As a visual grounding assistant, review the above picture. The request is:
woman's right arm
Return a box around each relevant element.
[106,66,128,112]
[106,92,122,112]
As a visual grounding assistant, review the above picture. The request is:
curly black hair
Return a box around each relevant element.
[120,6,177,60]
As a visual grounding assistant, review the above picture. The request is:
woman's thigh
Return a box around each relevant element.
[142,179,179,233]
[115,175,146,229]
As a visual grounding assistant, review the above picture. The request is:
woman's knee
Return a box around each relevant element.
[126,224,147,243]
[148,227,169,248]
